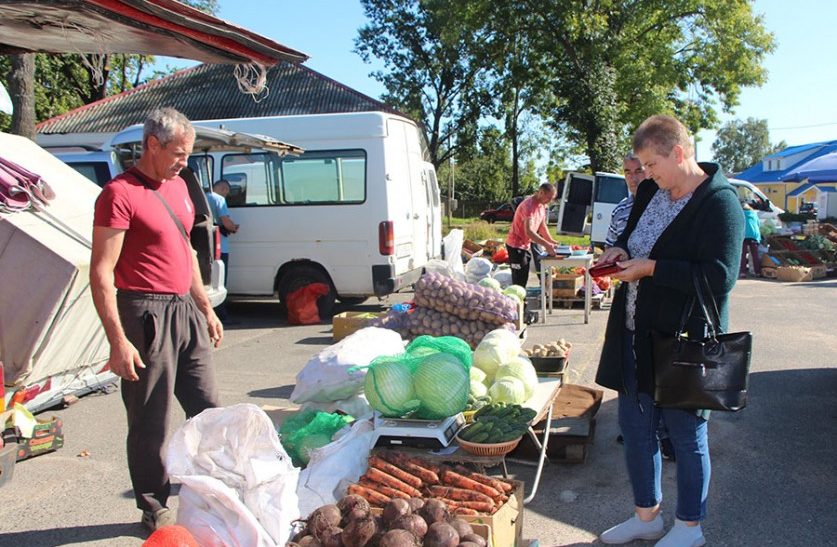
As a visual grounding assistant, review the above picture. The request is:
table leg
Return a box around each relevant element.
[540,266,547,323]
[523,402,554,505]
[584,267,591,324]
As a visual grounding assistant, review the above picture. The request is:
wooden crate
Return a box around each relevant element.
[551,275,583,298]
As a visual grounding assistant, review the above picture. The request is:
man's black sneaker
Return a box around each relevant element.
[141,508,175,532]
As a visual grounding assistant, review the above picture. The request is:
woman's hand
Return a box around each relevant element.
[597,247,628,265]
[611,258,656,282]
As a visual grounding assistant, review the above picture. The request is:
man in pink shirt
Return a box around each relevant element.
[90,108,222,532]
[505,183,559,286]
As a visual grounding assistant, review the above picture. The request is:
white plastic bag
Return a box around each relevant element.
[290,327,405,404]
[167,404,300,547]
[296,418,376,518]
[442,228,466,279]
[465,256,494,284]
[492,268,513,288]
[177,475,274,547]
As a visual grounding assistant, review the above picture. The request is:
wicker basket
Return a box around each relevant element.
[456,430,522,457]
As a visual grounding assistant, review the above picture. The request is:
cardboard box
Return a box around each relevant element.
[460,479,523,547]
[6,415,64,461]
[332,311,384,341]
[551,275,583,298]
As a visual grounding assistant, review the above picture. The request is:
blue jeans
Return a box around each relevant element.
[618,330,711,521]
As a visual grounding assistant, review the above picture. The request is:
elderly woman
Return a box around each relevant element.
[595,115,743,546]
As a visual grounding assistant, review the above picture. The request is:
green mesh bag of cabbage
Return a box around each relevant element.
[279,409,354,467]
[363,335,472,419]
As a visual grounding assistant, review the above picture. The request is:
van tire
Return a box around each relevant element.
[277,265,336,319]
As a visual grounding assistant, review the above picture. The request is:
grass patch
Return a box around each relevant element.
[443,218,590,247]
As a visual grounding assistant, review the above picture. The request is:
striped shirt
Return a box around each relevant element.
[605,195,634,247]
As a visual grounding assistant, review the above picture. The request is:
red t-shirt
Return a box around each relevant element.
[94,168,195,295]
[506,196,546,249]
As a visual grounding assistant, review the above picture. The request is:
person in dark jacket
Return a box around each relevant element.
[594,115,743,547]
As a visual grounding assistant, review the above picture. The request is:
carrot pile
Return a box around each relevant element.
[349,452,515,515]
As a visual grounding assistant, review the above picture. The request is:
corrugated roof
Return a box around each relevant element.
[37,62,403,134]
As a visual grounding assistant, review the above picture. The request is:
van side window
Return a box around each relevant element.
[280,150,366,204]
[221,153,278,207]
[221,150,366,206]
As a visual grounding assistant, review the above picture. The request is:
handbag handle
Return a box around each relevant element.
[675,267,723,341]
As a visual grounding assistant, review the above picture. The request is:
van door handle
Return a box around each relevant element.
[413,213,420,219]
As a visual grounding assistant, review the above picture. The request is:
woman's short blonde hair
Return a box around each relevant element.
[633,115,693,157]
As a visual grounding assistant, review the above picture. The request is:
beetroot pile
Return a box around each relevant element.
[289,494,487,547]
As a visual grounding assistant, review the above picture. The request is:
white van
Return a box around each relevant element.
[191,111,442,308]
[728,178,784,225]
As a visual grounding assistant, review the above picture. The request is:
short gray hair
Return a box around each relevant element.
[143,107,194,150]
[623,152,640,163]
[539,182,556,194]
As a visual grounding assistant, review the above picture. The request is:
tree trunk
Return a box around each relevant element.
[9,53,36,140]
[508,86,521,198]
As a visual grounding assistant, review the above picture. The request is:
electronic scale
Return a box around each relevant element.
[372,412,466,450]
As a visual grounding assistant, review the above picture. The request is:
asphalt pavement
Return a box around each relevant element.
[0,276,835,546]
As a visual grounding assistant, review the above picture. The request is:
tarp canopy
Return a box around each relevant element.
[781,152,837,183]
[0,0,308,66]
[0,133,112,409]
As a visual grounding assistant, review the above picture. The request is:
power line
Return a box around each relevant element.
[770,121,837,131]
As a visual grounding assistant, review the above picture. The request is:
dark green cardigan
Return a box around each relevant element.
[595,163,744,394]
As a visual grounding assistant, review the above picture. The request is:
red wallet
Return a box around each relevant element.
[589,261,624,277]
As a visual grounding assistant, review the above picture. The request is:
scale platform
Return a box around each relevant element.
[372,413,466,450]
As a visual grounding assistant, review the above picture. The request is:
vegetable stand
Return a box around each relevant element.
[373,377,561,506]
[539,255,594,324]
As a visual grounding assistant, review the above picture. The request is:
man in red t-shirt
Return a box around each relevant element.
[90,108,222,532]
[505,183,559,287]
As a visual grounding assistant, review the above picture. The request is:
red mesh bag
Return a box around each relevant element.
[286,282,330,325]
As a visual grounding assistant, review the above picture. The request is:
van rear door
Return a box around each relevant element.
[387,118,430,268]
[590,174,628,244]
[556,173,594,235]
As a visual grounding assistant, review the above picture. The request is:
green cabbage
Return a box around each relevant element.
[488,377,527,404]
[494,355,538,400]
[503,284,527,304]
[413,353,470,419]
[364,359,418,417]
[469,366,487,385]
[478,277,502,291]
[473,329,522,382]
[470,379,488,398]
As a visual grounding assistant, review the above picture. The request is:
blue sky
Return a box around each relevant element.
[161,0,836,166]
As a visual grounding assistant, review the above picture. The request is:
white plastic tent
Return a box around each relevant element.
[1,132,113,411]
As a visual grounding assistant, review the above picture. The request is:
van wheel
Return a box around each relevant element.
[277,265,336,319]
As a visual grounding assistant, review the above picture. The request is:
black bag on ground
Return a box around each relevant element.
[651,268,752,412]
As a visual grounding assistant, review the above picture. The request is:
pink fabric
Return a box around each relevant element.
[506,196,546,249]
[94,168,195,295]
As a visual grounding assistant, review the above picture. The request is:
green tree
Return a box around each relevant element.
[712,117,786,173]
[355,0,494,169]
[442,126,512,202]
[471,0,775,172]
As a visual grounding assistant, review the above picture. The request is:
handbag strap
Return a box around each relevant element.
[692,267,722,340]
[128,171,189,242]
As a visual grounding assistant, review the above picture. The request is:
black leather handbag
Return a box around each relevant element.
[651,269,752,411]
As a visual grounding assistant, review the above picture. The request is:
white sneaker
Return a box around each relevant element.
[655,519,706,547]
[601,513,665,544]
